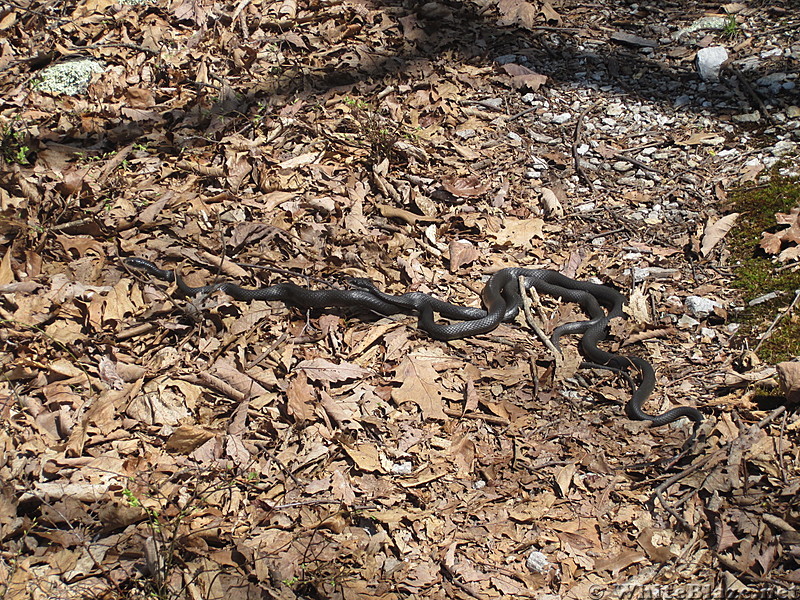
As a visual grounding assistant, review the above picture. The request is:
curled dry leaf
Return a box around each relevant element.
[621,327,674,347]
[700,212,739,256]
[377,203,435,226]
[500,63,547,91]
[125,87,155,108]
[723,366,778,387]
[211,357,268,396]
[760,207,800,261]
[165,425,217,453]
[393,140,429,162]
[555,344,582,381]
[295,357,371,383]
[440,174,490,197]
[541,0,562,24]
[286,371,315,422]
[418,2,452,20]
[676,132,726,146]
[448,239,480,272]
[496,0,538,30]
[538,186,564,218]
[278,0,296,18]
[342,442,382,473]
[127,378,192,426]
[775,207,800,226]
[555,462,577,496]
[723,2,747,13]
[624,289,650,324]
[777,245,800,262]
[777,362,800,404]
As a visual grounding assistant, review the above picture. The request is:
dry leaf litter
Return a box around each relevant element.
[0,0,799,598]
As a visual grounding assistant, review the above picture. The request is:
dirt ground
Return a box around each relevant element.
[1,0,799,598]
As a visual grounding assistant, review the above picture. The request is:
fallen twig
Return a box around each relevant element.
[440,562,488,600]
[725,65,778,126]
[519,275,562,362]
[650,405,787,527]
[754,289,800,352]
[612,152,661,174]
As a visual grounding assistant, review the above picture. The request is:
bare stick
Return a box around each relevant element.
[518,276,561,362]
[754,289,800,352]
[650,405,787,527]
[440,562,488,600]
[725,66,778,126]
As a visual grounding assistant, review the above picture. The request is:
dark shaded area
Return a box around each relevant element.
[1,0,798,156]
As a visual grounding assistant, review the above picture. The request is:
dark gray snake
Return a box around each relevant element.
[125,257,703,427]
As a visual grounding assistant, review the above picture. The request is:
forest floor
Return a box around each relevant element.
[0,0,799,598]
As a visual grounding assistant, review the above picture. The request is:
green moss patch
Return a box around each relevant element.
[728,176,800,362]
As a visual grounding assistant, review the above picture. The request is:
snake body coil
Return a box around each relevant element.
[124,257,703,427]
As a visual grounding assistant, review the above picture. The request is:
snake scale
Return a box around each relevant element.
[125,257,703,427]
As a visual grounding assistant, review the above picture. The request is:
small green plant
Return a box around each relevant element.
[251,101,268,128]
[77,150,114,163]
[121,470,258,600]
[343,96,369,111]
[122,488,141,507]
[723,15,740,38]
[0,122,31,165]
[123,486,162,530]
[342,97,404,164]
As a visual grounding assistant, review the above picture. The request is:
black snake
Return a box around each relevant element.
[124,257,703,427]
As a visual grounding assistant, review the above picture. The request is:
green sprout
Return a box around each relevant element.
[122,488,142,508]
[0,123,31,165]
[723,15,740,38]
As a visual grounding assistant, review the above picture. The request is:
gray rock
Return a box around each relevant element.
[613,160,632,172]
[495,54,518,65]
[632,267,680,283]
[733,112,761,123]
[526,551,550,574]
[761,48,783,58]
[676,16,729,38]
[678,314,701,328]
[32,59,104,95]
[757,72,787,86]
[772,140,797,156]
[696,46,728,82]
[685,295,721,318]
[530,132,558,144]
[749,291,782,306]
